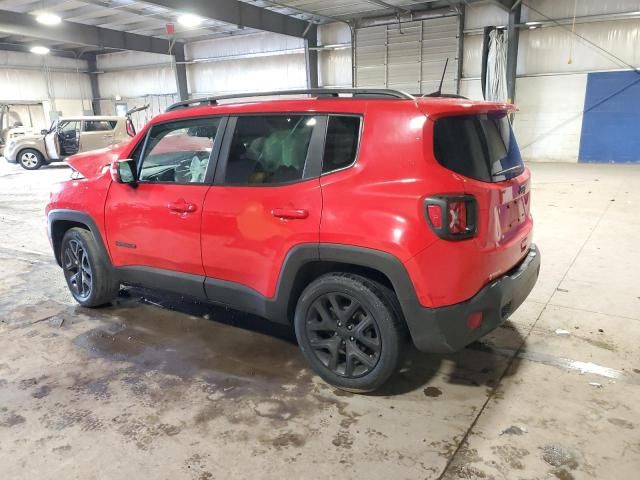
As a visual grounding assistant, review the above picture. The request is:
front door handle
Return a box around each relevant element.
[271,208,309,219]
[168,199,197,213]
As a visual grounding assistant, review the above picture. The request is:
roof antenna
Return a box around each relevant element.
[425,57,449,97]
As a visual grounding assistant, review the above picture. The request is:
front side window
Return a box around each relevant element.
[322,116,361,174]
[433,112,524,182]
[224,115,318,185]
[138,118,221,184]
[59,121,79,134]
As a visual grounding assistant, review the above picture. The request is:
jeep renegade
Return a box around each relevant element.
[46,89,540,392]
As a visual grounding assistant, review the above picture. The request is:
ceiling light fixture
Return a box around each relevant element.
[525,21,542,26]
[178,13,203,28]
[30,45,50,55]
[36,13,61,25]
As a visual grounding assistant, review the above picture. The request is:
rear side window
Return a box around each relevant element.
[433,112,524,182]
[83,120,116,131]
[322,116,361,174]
[224,115,318,185]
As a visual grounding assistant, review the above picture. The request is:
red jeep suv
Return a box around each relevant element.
[46,89,540,392]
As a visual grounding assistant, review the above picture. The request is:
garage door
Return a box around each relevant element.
[579,70,640,163]
[355,15,460,95]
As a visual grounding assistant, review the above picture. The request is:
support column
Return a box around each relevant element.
[506,3,521,103]
[304,24,319,89]
[173,45,189,101]
[87,54,101,115]
[456,5,465,95]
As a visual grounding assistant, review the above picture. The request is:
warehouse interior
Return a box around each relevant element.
[0,0,639,478]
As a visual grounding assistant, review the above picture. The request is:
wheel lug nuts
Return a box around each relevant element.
[348,325,352,330]
[350,336,354,341]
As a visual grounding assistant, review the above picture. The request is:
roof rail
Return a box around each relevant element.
[165,88,414,111]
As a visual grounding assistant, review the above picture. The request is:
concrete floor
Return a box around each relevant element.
[0,160,638,480]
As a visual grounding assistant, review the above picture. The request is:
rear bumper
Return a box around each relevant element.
[405,244,540,353]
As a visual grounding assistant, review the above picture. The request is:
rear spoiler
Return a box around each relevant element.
[416,100,517,120]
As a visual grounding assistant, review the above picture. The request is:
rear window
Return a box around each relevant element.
[433,112,524,182]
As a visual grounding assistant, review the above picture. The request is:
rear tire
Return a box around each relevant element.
[18,149,45,170]
[294,273,404,393]
[60,228,119,307]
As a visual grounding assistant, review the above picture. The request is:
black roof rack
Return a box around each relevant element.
[420,93,469,99]
[165,88,414,111]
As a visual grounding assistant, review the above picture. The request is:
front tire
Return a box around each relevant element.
[294,273,404,393]
[18,149,45,170]
[61,228,119,307]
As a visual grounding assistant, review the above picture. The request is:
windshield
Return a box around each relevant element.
[433,112,524,182]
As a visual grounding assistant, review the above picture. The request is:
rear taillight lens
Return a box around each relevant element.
[426,204,443,229]
[424,195,477,240]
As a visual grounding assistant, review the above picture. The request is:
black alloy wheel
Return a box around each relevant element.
[63,238,93,301]
[305,292,381,378]
[294,273,404,392]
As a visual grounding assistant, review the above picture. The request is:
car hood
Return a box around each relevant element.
[67,143,129,178]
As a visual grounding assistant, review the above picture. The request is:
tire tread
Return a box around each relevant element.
[61,227,119,307]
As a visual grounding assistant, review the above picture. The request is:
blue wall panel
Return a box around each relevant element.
[579,70,640,163]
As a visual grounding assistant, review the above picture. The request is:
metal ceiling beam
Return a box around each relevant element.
[489,0,517,11]
[0,41,80,59]
[256,0,340,24]
[140,0,314,38]
[0,8,183,55]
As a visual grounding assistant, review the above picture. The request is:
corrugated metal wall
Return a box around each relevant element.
[188,52,307,96]
[461,0,640,162]
[96,23,352,104]
[355,15,459,95]
[0,51,91,119]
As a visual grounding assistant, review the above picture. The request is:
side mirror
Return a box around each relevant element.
[41,129,49,135]
[110,159,137,185]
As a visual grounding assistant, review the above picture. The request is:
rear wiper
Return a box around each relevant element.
[492,165,523,177]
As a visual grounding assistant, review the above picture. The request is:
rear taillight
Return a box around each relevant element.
[424,195,477,240]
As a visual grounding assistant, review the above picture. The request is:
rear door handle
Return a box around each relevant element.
[168,199,197,213]
[271,208,309,219]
